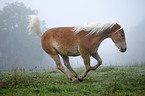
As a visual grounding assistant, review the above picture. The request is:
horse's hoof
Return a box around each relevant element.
[78,76,83,82]
[78,78,83,82]
[73,79,79,83]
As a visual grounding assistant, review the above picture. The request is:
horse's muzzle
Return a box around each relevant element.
[120,47,127,52]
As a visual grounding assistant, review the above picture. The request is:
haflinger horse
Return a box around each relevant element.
[28,15,127,83]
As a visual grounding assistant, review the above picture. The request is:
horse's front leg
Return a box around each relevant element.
[78,54,91,81]
[91,52,102,70]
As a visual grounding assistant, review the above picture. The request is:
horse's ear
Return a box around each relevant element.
[110,23,120,32]
[115,23,121,29]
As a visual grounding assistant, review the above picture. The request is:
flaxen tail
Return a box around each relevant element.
[28,15,42,38]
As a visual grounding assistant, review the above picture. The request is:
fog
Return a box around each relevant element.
[0,0,145,71]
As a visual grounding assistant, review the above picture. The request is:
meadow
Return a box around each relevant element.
[0,64,145,96]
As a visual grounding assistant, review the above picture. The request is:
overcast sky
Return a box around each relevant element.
[0,0,145,67]
[1,0,145,29]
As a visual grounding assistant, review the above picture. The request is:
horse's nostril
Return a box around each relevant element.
[124,48,127,51]
[121,47,127,52]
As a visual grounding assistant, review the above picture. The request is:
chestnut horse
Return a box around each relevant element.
[28,15,127,82]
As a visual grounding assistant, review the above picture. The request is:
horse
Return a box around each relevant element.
[28,15,127,82]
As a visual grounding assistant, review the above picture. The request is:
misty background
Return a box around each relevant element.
[0,0,145,71]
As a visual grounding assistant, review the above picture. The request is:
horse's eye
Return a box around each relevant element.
[121,33,124,37]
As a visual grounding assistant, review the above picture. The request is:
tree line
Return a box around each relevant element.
[0,2,47,71]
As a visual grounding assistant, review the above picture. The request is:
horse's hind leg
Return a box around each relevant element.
[61,55,79,78]
[50,54,78,82]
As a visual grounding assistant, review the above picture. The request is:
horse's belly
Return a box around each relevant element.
[52,41,80,56]
[57,46,80,56]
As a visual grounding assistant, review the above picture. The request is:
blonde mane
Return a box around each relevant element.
[73,22,115,35]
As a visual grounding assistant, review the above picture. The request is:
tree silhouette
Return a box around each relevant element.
[0,2,45,71]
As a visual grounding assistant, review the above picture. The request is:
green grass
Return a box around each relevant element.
[0,64,145,96]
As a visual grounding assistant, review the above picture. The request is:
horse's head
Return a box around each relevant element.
[110,23,127,52]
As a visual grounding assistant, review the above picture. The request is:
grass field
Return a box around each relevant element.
[0,64,145,96]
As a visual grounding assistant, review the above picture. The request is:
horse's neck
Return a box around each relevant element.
[95,30,112,48]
